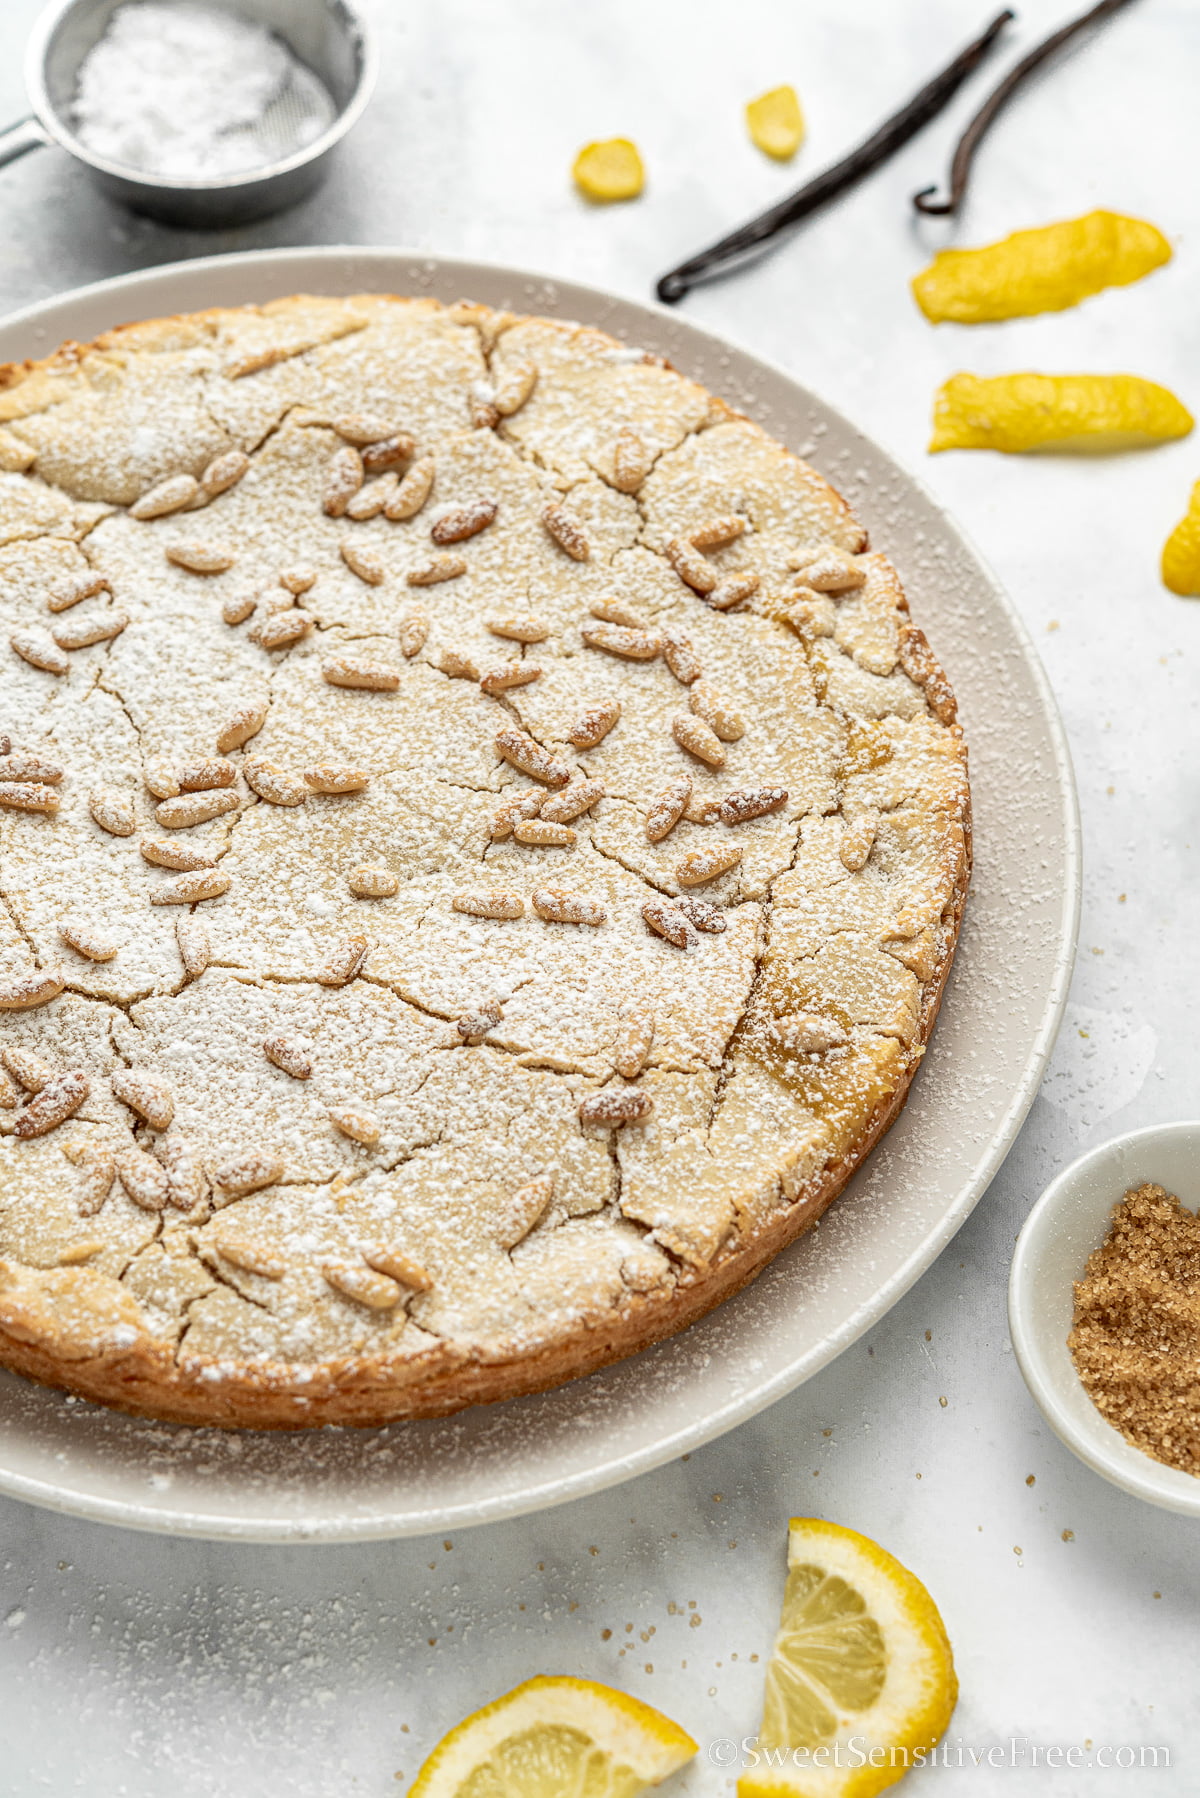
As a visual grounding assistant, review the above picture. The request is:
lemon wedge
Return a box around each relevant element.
[574,139,645,203]
[912,210,1171,324]
[746,86,805,161]
[410,1675,697,1797]
[930,372,1194,454]
[738,1518,957,1798]
[1162,480,1200,596]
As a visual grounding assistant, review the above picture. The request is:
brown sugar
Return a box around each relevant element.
[1069,1183,1200,1476]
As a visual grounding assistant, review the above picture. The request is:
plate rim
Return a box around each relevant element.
[0,246,1081,1540]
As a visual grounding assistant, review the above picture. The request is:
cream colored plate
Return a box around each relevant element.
[0,249,1079,1541]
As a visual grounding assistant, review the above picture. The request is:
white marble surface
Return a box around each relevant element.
[0,0,1197,1790]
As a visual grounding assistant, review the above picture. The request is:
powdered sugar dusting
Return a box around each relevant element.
[71,3,334,180]
[0,262,1075,1537]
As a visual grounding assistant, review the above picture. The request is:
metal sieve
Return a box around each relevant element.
[0,0,376,226]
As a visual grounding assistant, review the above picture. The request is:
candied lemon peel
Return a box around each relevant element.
[574,138,646,203]
[930,372,1194,455]
[1161,481,1200,597]
[739,1518,957,1798]
[912,210,1172,325]
[410,1675,697,1797]
[746,85,806,161]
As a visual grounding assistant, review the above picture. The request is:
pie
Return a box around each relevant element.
[0,294,970,1427]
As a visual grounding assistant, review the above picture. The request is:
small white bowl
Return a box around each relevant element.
[1009,1121,1200,1516]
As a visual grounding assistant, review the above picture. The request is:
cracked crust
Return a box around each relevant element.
[0,294,970,1428]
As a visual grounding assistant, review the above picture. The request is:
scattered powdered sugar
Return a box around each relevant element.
[0,279,1075,1541]
[1040,1002,1156,1139]
[0,287,1057,1503]
[71,2,334,180]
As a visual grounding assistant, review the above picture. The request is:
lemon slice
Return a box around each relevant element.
[574,139,645,203]
[410,1675,697,1797]
[738,1519,957,1798]
[746,86,805,161]
[930,372,1194,455]
[912,210,1171,324]
[1162,480,1200,596]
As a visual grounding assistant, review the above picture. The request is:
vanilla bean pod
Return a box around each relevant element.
[913,0,1140,216]
[655,9,1014,305]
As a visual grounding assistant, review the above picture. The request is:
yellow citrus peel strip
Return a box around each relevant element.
[1162,481,1200,597]
[912,210,1172,324]
[573,138,645,203]
[746,85,805,161]
[930,373,1194,455]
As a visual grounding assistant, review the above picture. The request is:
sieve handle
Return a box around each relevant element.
[0,116,52,171]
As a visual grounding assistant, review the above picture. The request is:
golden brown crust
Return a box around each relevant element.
[0,294,969,1428]
[0,780,969,1429]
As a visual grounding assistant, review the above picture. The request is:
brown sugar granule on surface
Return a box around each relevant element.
[1069,1182,1200,1477]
